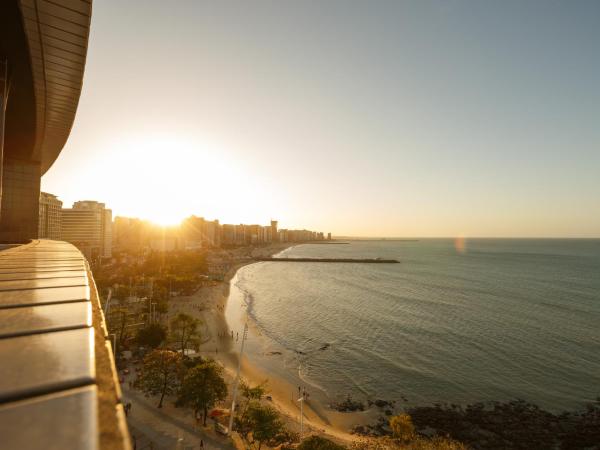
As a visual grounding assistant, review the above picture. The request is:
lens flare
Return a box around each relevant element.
[454,236,467,254]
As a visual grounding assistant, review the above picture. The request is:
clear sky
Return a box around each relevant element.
[42,0,600,237]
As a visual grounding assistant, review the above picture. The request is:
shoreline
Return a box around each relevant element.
[168,242,372,444]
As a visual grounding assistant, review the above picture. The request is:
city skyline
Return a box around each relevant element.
[42,1,600,237]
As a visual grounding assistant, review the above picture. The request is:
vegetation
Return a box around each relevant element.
[299,435,347,450]
[110,306,132,348]
[236,401,285,449]
[239,380,268,415]
[351,435,467,450]
[170,313,202,355]
[240,380,268,402]
[135,323,167,348]
[390,414,416,441]
[135,349,183,408]
[176,360,228,426]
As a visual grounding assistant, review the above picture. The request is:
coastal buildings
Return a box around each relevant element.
[62,200,113,260]
[113,216,146,251]
[181,216,221,248]
[271,220,279,242]
[278,228,325,242]
[113,215,326,252]
[38,192,63,239]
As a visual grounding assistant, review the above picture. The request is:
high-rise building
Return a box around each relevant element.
[221,224,236,245]
[38,192,62,239]
[61,201,112,260]
[181,216,221,248]
[234,224,246,245]
[113,216,146,250]
[271,220,278,242]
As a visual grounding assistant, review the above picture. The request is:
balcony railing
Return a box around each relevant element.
[0,240,130,449]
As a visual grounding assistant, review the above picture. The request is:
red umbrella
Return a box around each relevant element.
[209,409,224,417]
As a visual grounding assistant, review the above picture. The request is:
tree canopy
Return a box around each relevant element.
[298,435,347,450]
[136,323,167,349]
[243,402,285,450]
[135,349,183,408]
[176,360,227,425]
[170,313,202,355]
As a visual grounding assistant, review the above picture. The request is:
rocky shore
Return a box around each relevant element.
[350,398,600,449]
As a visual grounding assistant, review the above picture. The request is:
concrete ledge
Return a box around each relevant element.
[0,240,131,450]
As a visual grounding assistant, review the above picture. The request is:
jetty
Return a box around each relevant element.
[256,257,399,263]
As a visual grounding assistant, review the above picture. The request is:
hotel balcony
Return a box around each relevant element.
[0,239,131,449]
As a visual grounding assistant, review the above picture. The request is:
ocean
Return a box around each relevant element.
[225,239,600,412]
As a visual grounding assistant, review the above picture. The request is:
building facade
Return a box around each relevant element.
[0,1,91,242]
[61,201,112,260]
[181,216,221,248]
[38,192,62,239]
[113,216,145,251]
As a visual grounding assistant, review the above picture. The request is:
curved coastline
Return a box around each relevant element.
[215,243,375,442]
[174,239,600,447]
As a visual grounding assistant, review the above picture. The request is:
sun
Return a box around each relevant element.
[92,133,268,224]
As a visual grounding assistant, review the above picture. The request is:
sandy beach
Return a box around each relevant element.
[167,242,377,444]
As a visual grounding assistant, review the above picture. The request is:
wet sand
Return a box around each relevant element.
[168,242,377,444]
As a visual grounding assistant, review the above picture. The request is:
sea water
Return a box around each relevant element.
[225,239,600,411]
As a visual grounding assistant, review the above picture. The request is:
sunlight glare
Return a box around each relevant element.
[93,133,255,224]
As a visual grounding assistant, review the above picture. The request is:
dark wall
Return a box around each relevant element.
[0,1,37,162]
[0,1,40,242]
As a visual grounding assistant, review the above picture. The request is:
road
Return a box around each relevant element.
[123,384,235,450]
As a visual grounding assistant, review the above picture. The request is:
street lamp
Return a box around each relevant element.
[227,322,249,436]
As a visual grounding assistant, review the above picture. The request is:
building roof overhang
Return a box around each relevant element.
[16,0,92,174]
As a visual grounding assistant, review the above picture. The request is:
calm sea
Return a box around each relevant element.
[225,239,600,411]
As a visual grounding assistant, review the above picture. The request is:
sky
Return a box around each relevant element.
[42,0,600,237]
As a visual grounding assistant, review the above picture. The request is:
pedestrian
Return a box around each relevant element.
[200,439,204,449]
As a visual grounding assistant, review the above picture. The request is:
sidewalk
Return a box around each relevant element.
[123,383,235,450]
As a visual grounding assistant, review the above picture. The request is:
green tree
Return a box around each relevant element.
[390,413,415,441]
[170,313,202,355]
[244,402,285,450]
[299,435,346,450]
[136,323,167,349]
[176,360,228,425]
[240,380,268,414]
[135,349,183,408]
[350,436,467,450]
[108,306,131,349]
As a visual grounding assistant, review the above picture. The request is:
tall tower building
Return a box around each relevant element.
[38,192,62,239]
[271,220,278,242]
[61,200,112,260]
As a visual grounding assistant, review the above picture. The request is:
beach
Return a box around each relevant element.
[167,242,374,444]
